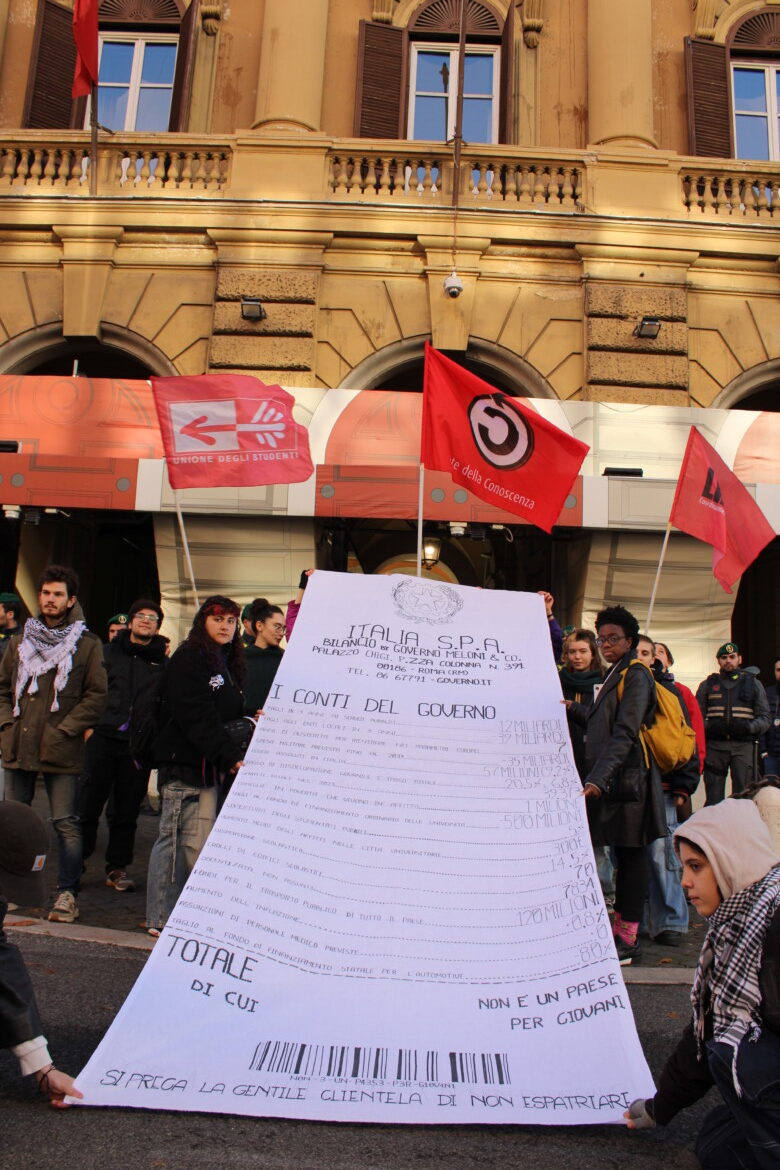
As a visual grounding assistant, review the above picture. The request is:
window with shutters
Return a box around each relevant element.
[24,0,198,132]
[355,0,512,143]
[686,10,780,159]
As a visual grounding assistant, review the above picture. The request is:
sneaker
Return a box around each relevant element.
[653,930,682,947]
[615,939,642,966]
[48,891,79,923]
[106,869,135,893]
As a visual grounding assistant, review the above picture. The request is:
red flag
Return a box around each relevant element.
[421,343,589,532]
[151,374,313,491]
[72,0,99,98]
[670,427,775,593]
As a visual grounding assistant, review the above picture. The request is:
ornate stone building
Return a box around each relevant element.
[0,0,777,682]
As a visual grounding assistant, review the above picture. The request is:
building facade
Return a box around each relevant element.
[0,0,778,685]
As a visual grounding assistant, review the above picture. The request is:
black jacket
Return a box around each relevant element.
[97,630,168,739]
[153,642,244,784]
[696,670,771,742]
[244,644,283,715]
[651,906,780,1125]
[760,684,780,760]
[583,655,666,847]
[0,899,42,1050]
[560,666,603,782]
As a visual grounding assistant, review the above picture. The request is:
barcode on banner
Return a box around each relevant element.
[249,1042,511,1085]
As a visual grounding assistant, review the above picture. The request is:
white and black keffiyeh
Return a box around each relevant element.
[691,864,780,1095]
[13,616,87,715]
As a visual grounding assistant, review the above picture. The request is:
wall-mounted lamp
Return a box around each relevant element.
[421,536,442,570]
[2,505,21,520]
[240,297,267,321]
[633,316,661,339]
[449,522,467,538]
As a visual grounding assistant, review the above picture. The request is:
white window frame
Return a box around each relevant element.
[407,42,500,143]
[731,61,780,160]
[85,33,179,132]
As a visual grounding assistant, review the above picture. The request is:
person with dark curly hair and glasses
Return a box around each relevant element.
[145,595,246,936]
[581,604,666,965]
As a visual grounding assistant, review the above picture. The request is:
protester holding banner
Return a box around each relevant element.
[582,606,666,965]
[626,798,780,1169]
[0,802,83,1106]
[244,598,285,715]
[145,596,246,936]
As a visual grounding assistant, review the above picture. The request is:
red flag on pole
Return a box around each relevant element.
[421,343,589,532]
[72,0,99,98]
[151,374,314,491]
[670,426,775,593]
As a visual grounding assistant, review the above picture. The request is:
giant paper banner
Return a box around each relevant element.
[73,573,654,1123]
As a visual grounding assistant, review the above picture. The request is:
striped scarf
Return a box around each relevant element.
[691,864,780,1095]
[13,616,87,715]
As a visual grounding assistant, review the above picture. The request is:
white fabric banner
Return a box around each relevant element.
[73,572,655,1123]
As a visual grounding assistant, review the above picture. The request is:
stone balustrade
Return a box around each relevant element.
[328,146,585,208]
[0,134,232,195]
[681,163,780,219]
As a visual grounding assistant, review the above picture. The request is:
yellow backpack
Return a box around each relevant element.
[617,660,697,774]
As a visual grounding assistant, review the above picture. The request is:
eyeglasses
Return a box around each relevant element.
[133,613,159,623]
[270,623,285,633]
[595,634,627,647]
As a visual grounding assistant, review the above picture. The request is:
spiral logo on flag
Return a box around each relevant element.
[467,394,534,470]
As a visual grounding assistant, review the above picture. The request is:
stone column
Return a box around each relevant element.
[253,0,329,131]
[587,0,656,148]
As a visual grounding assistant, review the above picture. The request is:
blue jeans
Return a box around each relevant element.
[644,792,688,938]
[4,769,82,895]
[695,1032,780,1170]
[145,775,217,931]
[763,755,779,779]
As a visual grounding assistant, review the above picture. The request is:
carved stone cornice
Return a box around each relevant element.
[521,0,544,49]
[693,0,718,40]
[372,0,396,22]
[201,3,221,35]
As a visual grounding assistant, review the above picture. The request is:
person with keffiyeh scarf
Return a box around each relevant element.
[0,566,106,924]
[625,798,780,1169]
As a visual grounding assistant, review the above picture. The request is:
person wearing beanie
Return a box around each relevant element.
[625,798,780,1168]
[0,802,83,1105]
[696,642,770,806]
[0,591,23,657]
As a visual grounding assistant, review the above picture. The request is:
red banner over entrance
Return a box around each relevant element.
[421,344,588,533]
[151,374,314,490]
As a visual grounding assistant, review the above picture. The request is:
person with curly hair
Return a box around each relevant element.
[145,595,246,935]
[582,604,666,964]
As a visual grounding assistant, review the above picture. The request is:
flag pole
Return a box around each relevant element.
[416,463,425,577]
[174,493,200,608]
[646,521,672,633]
[89,80,98,197]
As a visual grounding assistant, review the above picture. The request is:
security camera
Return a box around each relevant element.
[443,270,463,299]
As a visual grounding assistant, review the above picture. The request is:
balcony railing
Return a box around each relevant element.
[0,134,232,196]
[1,130,780,227]
[681,163,780,219]
[328,148,584,208]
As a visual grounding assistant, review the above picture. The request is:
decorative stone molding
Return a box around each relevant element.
[99,0,181,20]
[372,0,396,22]
[521,0,544,49]
[201,3,221,35]
[693,0,718,40]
